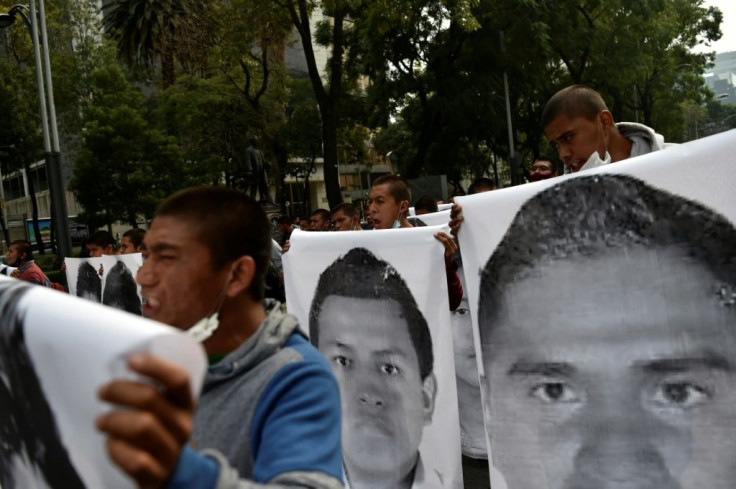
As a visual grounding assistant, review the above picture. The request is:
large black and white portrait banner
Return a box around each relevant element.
[283,225,463,489]
[0,275,206,489]
[65,254,143,315]
[456,130,736,489]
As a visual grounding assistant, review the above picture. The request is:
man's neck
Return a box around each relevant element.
[609,130,634,163]
[345,459,417,489]
[202,299,267,356]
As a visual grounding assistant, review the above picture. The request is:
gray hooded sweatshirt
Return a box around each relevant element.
[171,300,343,489]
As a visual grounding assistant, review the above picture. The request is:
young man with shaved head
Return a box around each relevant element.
[97,186,342,489]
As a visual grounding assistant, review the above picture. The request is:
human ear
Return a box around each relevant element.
[400,200,410,214]
[598,110,614,132]
[225,255,257,298]
[421,372,438,425]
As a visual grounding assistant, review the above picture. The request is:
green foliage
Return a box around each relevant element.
[103,0,214,86]
[70,48,186,228]
[157,75,252,184]
[3,0,727,219]
[0,56,43,174]
[356,0,722,179]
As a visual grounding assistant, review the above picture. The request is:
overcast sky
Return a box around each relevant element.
[699,0,736,54]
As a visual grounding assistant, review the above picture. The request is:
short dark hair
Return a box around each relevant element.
[372,174,411,203]
[309,247,434,380]
[277,215,292,226]
[102,261,142,315]
[331,202,358,219]
[122,228,146,249]
[414,195,438,214]
[541,85,609,129]
[478,174,736,339]
[155,186,272,301]
[10,240,32,261]
[311,208,331,221]
[88,230,116,249]
[533,156,554,166]
[468,177,498,195]
[76,262,102,301]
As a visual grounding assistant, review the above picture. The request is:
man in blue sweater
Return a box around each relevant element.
[96,186,343,489]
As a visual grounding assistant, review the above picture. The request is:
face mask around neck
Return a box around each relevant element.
[392,202,406,229]
[186,264,235,343]
[580,149,611,172]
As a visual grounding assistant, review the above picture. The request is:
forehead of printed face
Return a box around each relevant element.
[478,174,736,361]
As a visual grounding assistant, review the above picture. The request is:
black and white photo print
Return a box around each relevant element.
[284,226,463,488]
[456,130,736,489]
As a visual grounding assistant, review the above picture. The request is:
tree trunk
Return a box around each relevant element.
[407,108,443,178]
[321,108,343,209]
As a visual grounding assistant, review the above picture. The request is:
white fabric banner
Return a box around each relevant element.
[0,275,206,488]
[456,129,736,489]
[65,254,143,315]
[283,225,462,488]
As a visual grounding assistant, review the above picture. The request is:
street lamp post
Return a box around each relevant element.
[0,1,72,262]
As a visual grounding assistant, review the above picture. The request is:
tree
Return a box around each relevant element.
[157,74,252,186]
[358,0,722,181]
[283,79,322,214]
[0,12,47,253]
[103,0,212,87]
[213,0,294,207]
[70,47,186,229]
[278,0,355,209]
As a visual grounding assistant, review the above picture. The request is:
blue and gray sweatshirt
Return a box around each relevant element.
[167,300,343,489]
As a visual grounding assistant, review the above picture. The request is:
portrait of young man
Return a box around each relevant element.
[309,247,446,489]
[476,174,736,489]
[0,279,85,489]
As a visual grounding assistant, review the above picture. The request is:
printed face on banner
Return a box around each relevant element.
[0,280,86,488]
[317,296,435,483]
[474,173,736,489]
[67,255,143,315]
[308,247,440,489]
[0,273,207,489]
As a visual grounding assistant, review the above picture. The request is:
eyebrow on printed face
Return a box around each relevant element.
[636,353,734,374]
[328,339,411,359]
[507,352,734,379]
[508,361,576,378]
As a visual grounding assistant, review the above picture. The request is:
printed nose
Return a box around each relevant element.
[567,423,678,489]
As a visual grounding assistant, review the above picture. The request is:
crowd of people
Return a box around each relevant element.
[1,84,685,489]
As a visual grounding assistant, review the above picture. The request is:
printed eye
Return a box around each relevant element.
[333,355,351,368]
[652,382,710,409]
[380,363,400,376]
[530,382,579,403]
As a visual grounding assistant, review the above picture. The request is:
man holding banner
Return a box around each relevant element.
[96,187,343,489]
